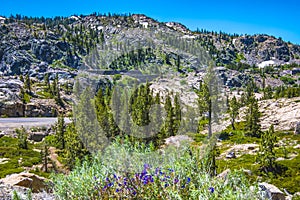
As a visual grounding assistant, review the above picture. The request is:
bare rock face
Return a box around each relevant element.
[259,97,300,131]
[0,172,49,193]
[259,182,285,200]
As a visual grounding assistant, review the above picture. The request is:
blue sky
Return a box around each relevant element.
[1,0,299,44]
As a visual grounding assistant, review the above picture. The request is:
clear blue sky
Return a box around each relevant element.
[1,0,299,44]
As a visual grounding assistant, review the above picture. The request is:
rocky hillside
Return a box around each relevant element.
[0,13,299,78]
[0,13,300,118]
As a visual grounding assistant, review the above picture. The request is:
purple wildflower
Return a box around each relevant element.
[209,187,214,193]
[186,177,191,183]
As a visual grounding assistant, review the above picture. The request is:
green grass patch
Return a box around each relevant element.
[0,136,42,178]
[36,90,53,99]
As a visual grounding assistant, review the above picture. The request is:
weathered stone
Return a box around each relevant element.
[164,135,193,147]
[217,169,231,180]
[0,172,48,193]
[29,132,48,142]
[226,151,236,159]
[259,182,285,200]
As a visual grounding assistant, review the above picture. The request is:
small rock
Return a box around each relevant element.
[294,144,300,149]
[259,182,285,200]
[29,132,48,142]
[226,151,236,159]
[242,169,252,176]
[217,169,231,180]
[293,192,300,198]
[276,157,286,161]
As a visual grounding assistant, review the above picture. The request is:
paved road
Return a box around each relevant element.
[0,117,71,131]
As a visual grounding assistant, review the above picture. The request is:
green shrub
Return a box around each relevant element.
[51,138,262,199]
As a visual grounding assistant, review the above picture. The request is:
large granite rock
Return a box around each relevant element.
[0,50,33,75]
[0,172,49,193]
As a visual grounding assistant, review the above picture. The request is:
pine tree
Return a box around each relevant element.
[196,63,223,177]
[44,73,50,92]
[16,126,28,149]
[24,74,31,93]
[197,81,211,136]
[95,88,112,137]
[41,142,49,172]
[63,123,89,169]
[76,87,107,152]
[245,96,261,137]
[56,114,66,149]
[152,92,163,144]
[164,94,175,137]
[256,124,277,172]
[119,89,131,135]
[173,93,181,133]
[229,96,239,130]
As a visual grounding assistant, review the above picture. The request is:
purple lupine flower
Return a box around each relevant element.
[116,188,120,192]
[102,185,108,191]
[150,177,154,183]
[164,183,169,188]
[174,178,179,184]
[209,187,214,193]
[186,177,191,183]
[168,168,174,172]
[144,163,150,169]
[108,182,114,187]
[155,167,160,175]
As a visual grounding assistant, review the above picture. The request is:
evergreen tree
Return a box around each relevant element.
[163,94,175,137]
[229,96,239,130]
[56,114,66,149]
[256,124,277,172]
[16,126,28,150]
[245,96,261,137]
[95,88,113,138]
[52,74,62,105]
[196,63,223,177]
[263,86,273,99]
[24,74,31,93]
[76,87,107,152]
[40,142,49,172]
[173,93,181,133]
[63,123,89,169]
[197,81,211,136]
[119,89,131,135]
[44,73,50,92]
[152,92,163,144]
